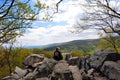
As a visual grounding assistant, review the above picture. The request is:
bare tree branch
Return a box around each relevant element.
[0,0,15,18]
[56,0,63,13]
[75,0,120,35]
[0,0,8,9]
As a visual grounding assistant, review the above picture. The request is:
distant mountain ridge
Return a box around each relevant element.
[43,39,100,52]
[24,39,100,53]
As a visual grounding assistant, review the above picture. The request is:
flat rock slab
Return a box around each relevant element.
[52,60,73,80]
[69,66,82,80]
[54,60,70,73]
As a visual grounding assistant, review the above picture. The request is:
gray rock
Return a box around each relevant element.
[11,73,21,79]
[54,60,70,73]
[87,68,95,77]
[117,60,120,64]
[51,60,73,80]
[94,77,108,80]
[2,76,16,80]
[68,57,79,65]
[69,66,82,80]
[23,71,38,80]
[2,66,27,80]
[23,54,44,67]
[36,59,57,78]
[101,61,120,80]
[89,50,120,70]
[36,77,49,80]
[14,66,27,77]
[22,67,39,80]
[65,53,72,61]
[77,55,90,71]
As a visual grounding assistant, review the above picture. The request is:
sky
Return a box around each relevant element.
[17,0,99,46]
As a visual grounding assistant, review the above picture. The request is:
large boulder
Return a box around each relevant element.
[23,54,44,67]
[68,57,79,65]
[68,55,90,71]
[89,50,120,70]
[101,61,120,80]
[69,66,82,80]
[51,60,73,80]
[77,55,90,71]
[65,53,72,61]
[14,66,27,77]
[21,59,57,80]
[23,69,39,80]
[36,59,58,78]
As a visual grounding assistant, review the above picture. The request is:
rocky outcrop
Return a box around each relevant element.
[68,50,120,80]
[77,55,90,71]
[23,54,44,67]
[51,60,74,80]
[69,66,82,80]
[101,61,120,80]
[68,57,79,65]
[89,50,120,71]
[36,59,57,78]
[65,53,72,61]
[2,50,120,80]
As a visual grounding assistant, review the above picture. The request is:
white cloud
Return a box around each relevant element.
[52,0,84,25]
[38,0,85,24]
[17,25,99,46]
[17,0,99,46]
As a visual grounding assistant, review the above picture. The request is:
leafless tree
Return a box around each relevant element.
[74,0,120,35]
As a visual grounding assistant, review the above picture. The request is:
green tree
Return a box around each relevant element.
[97,34,120,53]
[0,0,47,45]
[32,48,44,54]
[31,48,54,58]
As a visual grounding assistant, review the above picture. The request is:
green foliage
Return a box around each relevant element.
[71,51,85,57]
[97,34,120,53]
[17,2,27,9]
[31,48,54,58]
[44,51,54,58]
[0,47,32,79]
[0,65,10,79]
[12,48,33,67]
[34,0,49,9]
[32,48,45,54]
[0,0,43,45]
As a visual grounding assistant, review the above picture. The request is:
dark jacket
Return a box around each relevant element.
[53,51,63,61]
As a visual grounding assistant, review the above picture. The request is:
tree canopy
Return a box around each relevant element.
[0,0,47,45]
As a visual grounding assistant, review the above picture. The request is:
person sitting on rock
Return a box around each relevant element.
[53,47,63,61]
